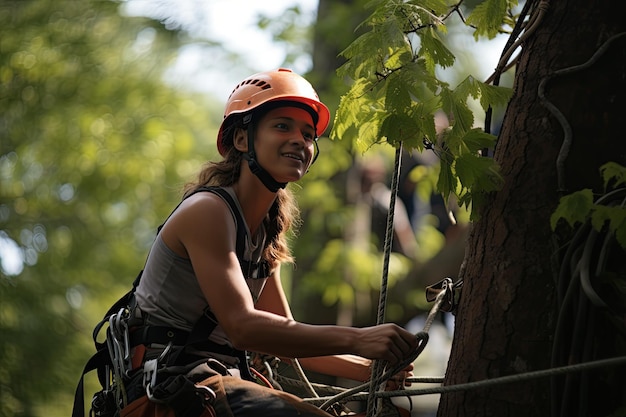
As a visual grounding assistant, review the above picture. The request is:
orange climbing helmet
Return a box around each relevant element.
[217,68,330,156]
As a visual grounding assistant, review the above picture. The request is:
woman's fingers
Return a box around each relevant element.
[357,324,418,364]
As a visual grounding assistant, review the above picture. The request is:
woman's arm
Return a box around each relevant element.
[256,271,416,386]
[164,193,417,364]
[256,272,372,382]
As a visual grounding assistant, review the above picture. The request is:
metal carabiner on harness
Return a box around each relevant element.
[107,307,133,378]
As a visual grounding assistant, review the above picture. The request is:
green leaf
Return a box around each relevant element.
[356,112,385,152]
[455,153,502,192]
[466,0,515,40]
[331,78,373,140]
[440,87,475,136]
[454,75,482,101]
[386,71,413,111]
[478,81,514,111]
[418,27,456,69]
[380,113,421,145]
[600,162,626,189]
[407,0,451,16]
[400,59,443,101]
[461,129,498,153]
[591,205,625,233]
[339,2,414,80]
[437,155,458,202]
[408,101,439,150]
[550,189,594,229]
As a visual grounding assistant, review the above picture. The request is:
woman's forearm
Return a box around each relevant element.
[296,354,372,382]
[230,312,362,359]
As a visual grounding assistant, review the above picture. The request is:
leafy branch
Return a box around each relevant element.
[551,163,626,249]
[331,0,516,216]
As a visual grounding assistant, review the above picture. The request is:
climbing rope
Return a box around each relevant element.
[279,256,626,414]
[305,355,626,405]
[366,142,405,417]
[315,277,456,414]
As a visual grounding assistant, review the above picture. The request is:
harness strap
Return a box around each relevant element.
[202,186,270,280]
[183,306,255,381]
[130,325,189,348]
[72,273,143,416]
[129,187,258,380]
[129,324,241,362]
[71,348,110,417]
[92,270,144,351]
[160,186,270,280]
[73,186,265,417]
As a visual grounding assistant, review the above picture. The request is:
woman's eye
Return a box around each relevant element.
[273,122,314,141]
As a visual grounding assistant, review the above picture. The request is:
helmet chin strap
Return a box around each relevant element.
[244,124,287,193]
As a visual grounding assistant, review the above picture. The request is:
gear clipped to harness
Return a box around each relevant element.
[91,389,116,417]
[72,186,267,417]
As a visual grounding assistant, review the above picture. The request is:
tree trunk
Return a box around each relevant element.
[438,1,626,416]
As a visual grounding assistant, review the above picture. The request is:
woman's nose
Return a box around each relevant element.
[290,132,308,146]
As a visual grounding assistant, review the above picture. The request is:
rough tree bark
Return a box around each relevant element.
[438,1,626,416]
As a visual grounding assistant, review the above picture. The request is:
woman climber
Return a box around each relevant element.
[126,68,417,416]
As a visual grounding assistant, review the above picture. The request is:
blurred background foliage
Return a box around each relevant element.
[0,0,222,414]
[0,0,488,415]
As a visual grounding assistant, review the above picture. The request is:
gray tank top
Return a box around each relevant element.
[134,187,268,365]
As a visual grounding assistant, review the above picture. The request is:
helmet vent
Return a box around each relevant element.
[228,79,272,99]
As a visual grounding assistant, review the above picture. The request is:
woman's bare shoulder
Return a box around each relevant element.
[161,190,235,253]
[179,190,230,214]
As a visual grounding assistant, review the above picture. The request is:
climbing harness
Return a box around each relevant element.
[72,186,269,417]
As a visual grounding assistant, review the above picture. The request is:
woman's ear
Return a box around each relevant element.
[233,128,248,152]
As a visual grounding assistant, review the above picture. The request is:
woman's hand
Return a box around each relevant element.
[355,324,418,365]
[384,363,414,391]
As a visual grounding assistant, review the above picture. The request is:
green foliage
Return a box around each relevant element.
[466,0,518,39]
[0,1,220,415]
[601,161,626,189]
[551,163,626,249]
[301,238,411,308]
[332,0,514,218]
[551,189,595,228]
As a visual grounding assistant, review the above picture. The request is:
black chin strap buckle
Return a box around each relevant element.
[243,154,286,192]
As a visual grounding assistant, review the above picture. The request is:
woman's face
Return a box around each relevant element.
[253,106,317,183]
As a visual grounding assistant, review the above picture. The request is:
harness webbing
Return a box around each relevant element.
[72,186,268,417]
